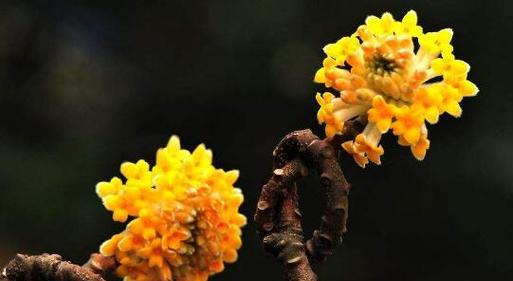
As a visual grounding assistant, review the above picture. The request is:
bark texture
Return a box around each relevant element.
[1,253,115,281]
[254,120,363,281]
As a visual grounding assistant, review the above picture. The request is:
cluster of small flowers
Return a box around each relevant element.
[96,136,246,281]
[314,10,478,167]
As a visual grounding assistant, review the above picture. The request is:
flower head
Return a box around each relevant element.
[96,136,246,281]
[314,10,478,167]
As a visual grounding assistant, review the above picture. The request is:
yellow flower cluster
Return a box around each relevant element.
[96,136,246,281]
[314,10,478,167]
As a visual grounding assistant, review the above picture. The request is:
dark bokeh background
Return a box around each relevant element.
[0,1,512,280]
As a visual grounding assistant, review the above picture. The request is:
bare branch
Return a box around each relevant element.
[1,253,116,281]
[254,119,363,281]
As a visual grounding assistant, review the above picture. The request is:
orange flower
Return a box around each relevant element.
[97,136,245,281]
[313,10,477,166]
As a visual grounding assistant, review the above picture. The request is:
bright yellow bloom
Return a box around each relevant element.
[315,92,344,138]
[314,57,353,90]
[430,52,469,79]
[96,177,123,197]
[418,28,454,55]
[341,141,368,168]
[412,87,443,124]
[313,10,478,166]
[121,160,153,188]
[393,10,423,37]
[367,95,396,133]
[365,12,395,36]
[97,136,246,281]
[323,36,360,65]
[411,134,430,161]
[444,74,479,98]
[391,106,425,145]
[354,130,384,165]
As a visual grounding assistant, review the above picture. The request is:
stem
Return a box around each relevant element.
[254,120,364,281]
[1,253,116,281]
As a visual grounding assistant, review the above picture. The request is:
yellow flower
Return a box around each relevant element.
[342,122,384,166]
[393,10,423,37]
[365,12,395,36]
[412,86,443,124]
[323,36,360,65]
[96,136,246,281]
[127,209,167,240]
[411,134,430,161]
[121,160,153,188]
[354,134,384,165]
[431,52,470,78]
[313,10,478,166]
[392,106,425,145]
[444,74,479,98]
[99,234,124,256]
[418,28,454,55]
[314,57,354,91]
[341,141,369,168]
[439,84,463,117]
[101,187,141,222]
[136,238,166,268]
[314,57,336,85]
[367,95,396,133]
[162,225,191,250]
[96,177,123,197]
[315,92,343,139]
[118,233,146,252]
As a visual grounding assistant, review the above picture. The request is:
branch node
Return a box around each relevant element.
[274,168,285,176]
[257,200,270,211]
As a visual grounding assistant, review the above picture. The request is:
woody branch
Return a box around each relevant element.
[254,119,363,281]
[1,253,116,281]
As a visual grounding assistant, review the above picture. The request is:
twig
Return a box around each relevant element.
[1,253,116,281]
[254,119,363,281]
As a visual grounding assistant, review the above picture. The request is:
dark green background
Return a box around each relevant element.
[0,1,511,280]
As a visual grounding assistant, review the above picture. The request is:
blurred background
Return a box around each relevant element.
[0,0,512,280]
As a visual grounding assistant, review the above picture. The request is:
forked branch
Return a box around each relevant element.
[254,119,363,281]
